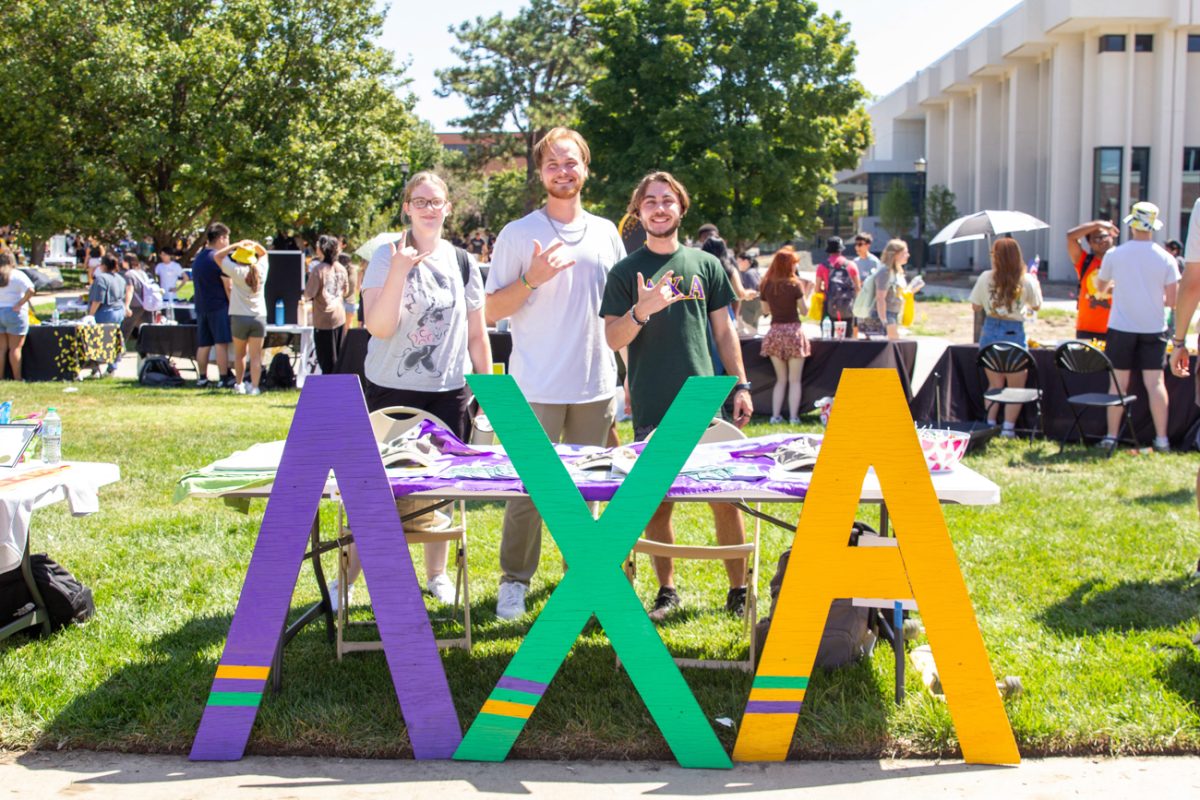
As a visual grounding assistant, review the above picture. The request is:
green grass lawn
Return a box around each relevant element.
[1,380,1198,759]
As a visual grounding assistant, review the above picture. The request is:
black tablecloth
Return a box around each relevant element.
[21,324,123,381]
[137,325,303,361]
[337,328,917,416]
[908,343,1200,446]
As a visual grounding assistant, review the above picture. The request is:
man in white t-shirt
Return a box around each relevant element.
[1095,201,1180,452]
[155,248,187,300]
[484,127,626,619]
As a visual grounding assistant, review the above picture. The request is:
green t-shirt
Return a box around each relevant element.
[599,245,735,430]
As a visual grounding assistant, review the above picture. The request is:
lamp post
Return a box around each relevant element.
[914,157,927,272]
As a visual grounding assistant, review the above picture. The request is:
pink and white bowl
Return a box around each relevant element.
[918,429,971,472]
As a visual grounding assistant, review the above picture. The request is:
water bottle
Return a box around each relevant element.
[821,318,832,338]
[274,299,285,326]
[51,305,60,325]
[42,407,62,464]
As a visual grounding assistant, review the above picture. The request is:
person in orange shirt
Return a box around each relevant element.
[1066,219,1117,340]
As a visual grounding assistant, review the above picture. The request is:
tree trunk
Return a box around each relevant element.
[30,239,46,266]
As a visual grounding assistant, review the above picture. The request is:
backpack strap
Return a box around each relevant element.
[454,246,471,287]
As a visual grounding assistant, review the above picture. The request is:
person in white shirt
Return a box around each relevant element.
[0,253,36,380]
[1095,201,1180,452]
[484,127,626,619]
[156,248,188,300]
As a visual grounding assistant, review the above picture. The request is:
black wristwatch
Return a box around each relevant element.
[732,382,752,393]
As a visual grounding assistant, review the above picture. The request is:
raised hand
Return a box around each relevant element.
[525,239,576,288]
[634,270,681,319]
[390,240,431,273]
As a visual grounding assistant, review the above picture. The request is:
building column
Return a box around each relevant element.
[1049,36,1085,282]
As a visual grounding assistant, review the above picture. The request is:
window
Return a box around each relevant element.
[1134,34,1153,52]
[1099,34,1126,53]
[1093,148,1122,222]
[1183,148,1200,240]
[1130,147,1150,206]
[1188,34,1200,53]
[866,173,922,217]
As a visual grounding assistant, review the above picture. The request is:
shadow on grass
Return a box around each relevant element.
[1131,488,1196,506]
[1037,576,1200,634]
[1157,639,1200,706]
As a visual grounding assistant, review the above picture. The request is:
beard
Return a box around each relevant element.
[544,176,584,200]
[642,216,680,239]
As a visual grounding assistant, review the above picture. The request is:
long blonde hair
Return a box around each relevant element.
[880,239,907,274]
[0,253,13,288]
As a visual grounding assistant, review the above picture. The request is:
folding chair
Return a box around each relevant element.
[1053,341,1139,456]
[976,342,1043,440]
[622,418,761,671]
[334,405,471,656]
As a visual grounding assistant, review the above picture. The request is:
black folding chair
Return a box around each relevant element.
[976,342,1042,440]
[1053,341,1139,456]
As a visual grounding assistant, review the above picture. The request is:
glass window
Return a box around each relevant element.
[1183,148,1200,240]
[1188,34,1200,53]
[1130,147,1150,207]
[867,173,922,217]
[1093,148,1122,222]
[1134,34,1153,52]
[1099,34,1126,53]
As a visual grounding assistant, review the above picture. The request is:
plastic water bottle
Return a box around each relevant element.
[51,305,60,325]
[42,407,62,464]
[821,318,832,338]
[275,299,285,326]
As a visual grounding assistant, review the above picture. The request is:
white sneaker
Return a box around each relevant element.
[233,382,247,395]
[427,573,457,605]
[248,386,262,396]
[496,581,527,620]
[769,415,783,424]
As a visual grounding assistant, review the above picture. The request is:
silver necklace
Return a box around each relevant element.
[542,208,588,246]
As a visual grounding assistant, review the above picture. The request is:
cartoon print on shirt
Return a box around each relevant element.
[398,265,454,377]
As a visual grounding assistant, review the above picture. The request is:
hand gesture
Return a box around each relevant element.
[634,270,681,319]
[390,240,430,273]
[525,239,576,288]
[731,389,753,429]
[1170,344,1190,378]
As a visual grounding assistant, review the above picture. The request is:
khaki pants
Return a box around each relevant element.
[499,396,616,585]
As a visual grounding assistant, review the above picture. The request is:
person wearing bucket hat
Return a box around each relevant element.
[215,238,269,394]
[1093,201,1180,453]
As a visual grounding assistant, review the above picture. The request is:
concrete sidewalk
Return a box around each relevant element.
[3,751,1198,799]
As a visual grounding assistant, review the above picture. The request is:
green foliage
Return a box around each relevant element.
[0,0,424,252]
[577,0,872,247]
[436,0,597,209]
[879,179,916,240]
[924,184,958,235]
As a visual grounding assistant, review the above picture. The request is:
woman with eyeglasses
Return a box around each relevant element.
[345,171,492,607]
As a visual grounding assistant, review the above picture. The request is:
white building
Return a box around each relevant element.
[844,0,1200,280]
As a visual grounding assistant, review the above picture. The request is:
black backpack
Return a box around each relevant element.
[0,554,95,635]
[825,258,857,319]
[263,352,295,390]
[755,521,878,668]
[138,355,184,387]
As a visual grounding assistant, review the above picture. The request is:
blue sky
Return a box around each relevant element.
[382,0,1023,131]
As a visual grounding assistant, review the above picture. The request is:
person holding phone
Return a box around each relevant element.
[601,170,752,621]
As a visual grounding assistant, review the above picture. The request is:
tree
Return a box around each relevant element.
[879,180,916,240]
[923,183,958,266]
[436,0,598,210]
[0,0,425,259]
[578,0,871,246]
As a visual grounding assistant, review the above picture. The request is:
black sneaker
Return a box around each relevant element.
[725,586,747,617]
[195,378,211,388]
[220,373,237,389]
[647,587,681,622]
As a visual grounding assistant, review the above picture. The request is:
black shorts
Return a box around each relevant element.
[364,381,470,442]
[1104,328,1167,371]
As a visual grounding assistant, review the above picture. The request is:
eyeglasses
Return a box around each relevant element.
[409,197,447,210]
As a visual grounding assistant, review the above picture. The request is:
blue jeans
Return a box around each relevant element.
[979,316,1026,347]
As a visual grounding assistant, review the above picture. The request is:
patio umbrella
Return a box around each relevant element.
[354,231,404,260]
[929,210,1049,246]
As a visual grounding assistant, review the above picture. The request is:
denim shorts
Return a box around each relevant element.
[0,307,28,336]
[979,316,1026,348]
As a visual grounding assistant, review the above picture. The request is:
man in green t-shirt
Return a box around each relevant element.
[600,170,753,621]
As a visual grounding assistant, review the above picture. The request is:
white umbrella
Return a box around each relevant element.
[354,231,404,260]
[929,210,1049,246]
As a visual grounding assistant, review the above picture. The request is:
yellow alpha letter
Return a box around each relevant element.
[734,369,1019,764]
